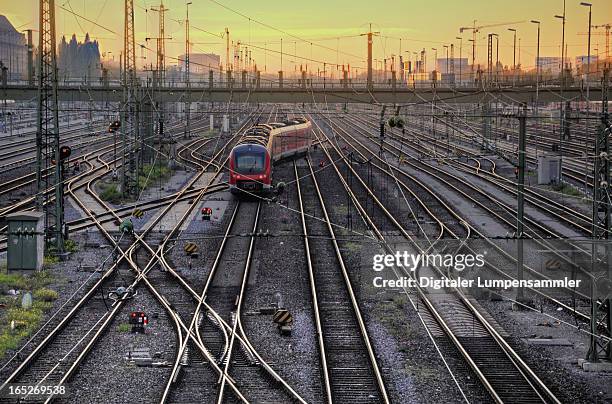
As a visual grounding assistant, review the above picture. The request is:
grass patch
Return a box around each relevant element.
[0,306,45,357]
[33,288,58,302]
[553,183,582,197]
[43,255,59,268]
[342,242,361,253]
[117,323,131,333]
[393,294,408,309]
[0,271,57,358]
[30,271,54,289]
[201,130,215,138]
[0,274,29,290]
[64,239,78,253]
[100,183,122,204]
[138,163,170,190]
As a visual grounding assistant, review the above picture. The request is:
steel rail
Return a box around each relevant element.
[311,117,562,404]
[294,162,333,404]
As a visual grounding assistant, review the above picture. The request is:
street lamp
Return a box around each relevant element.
[508,28,517,85]
[531,21,541,91]
[580,2,592,98]
[431,47,437,74]
[531,20,541,158]
[491,33,499,84]
[554,3,566,83]
[443,45,449,75]
[467,39,475,83]
[412,51,419,83]
[456,36,462,86]
[555,2,567,148]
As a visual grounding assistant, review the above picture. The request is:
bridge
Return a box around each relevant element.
[2,83,604,104]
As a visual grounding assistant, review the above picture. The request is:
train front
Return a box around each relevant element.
[229,143,271,194]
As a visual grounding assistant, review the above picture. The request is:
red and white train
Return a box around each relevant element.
[229,118,312,194]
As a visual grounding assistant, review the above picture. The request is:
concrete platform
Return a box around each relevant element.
[578,359,612,372]
[524,338,573,346]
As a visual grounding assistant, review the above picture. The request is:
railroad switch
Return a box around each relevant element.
[108,287,136,302]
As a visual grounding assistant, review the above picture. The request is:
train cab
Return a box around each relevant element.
[229,143,272,194]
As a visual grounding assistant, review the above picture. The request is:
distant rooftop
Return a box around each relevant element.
[0,15,20,34]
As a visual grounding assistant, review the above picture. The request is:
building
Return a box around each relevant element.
[436,58,469,82]
[535,57,571,75]
[57,33,101,81]
[575,55,599,73]
[178,53,221,77]
[0,15,27,81]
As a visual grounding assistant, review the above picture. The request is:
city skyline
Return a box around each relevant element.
[1,0,611,75]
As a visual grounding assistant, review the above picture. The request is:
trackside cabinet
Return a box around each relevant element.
[6,212,44,271]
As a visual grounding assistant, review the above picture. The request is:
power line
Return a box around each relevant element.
[206,0,363,60]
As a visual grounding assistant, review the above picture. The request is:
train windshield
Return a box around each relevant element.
[234,149,265,174]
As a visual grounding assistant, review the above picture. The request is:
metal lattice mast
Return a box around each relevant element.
[150,2,169,152]
[487,34,493,85]
[121,0,139,196]
[150,2,168,87]
[184,2,191,139]
[587,67,611,362]
[449,44,455,77]
[36,0,64,253]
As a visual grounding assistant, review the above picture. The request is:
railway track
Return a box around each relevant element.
[159,105,308,403]
[295,159,389,403]
[340,114,599,286]
[316,113,599,320]
[309,113,563,403]
[0,108,258,402]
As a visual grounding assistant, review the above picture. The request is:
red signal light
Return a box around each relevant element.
[59,145,72,160]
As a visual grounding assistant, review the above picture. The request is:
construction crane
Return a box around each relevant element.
[578,23,611,60]
[460,20,524,75]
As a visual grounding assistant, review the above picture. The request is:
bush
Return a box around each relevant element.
[43,255,59,267]
[100,184,122,204]
[33,288,58,302]
[64,239,78,253]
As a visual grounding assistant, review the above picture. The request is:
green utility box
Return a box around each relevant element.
[6,212,44,271]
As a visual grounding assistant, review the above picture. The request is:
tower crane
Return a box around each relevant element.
[578,23,611,60]
[460,20,524,74]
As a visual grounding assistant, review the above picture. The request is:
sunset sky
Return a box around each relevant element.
[2,0,611,73]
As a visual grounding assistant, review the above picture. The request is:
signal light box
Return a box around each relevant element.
[129,311,148,333]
